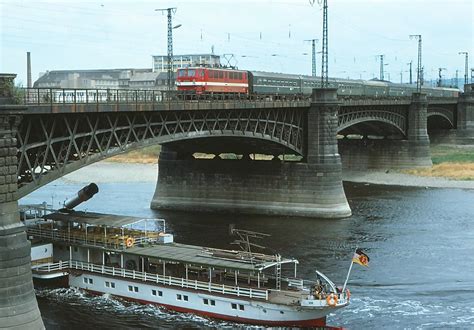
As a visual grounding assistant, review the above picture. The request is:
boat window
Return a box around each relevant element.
[105,281,110,288]
[239,304,245,311]
[111,282,115,288]
[128,285,133,292]
[183,295,188,301]
[231,303,237,309]
[210,300,215,306]
[83,278,87,284]
[134,286,139,293]
[88,278,93,284]
[158,290,162,296]
[177,294,182,300]
[152,289,157,296]
[203,298,208,305]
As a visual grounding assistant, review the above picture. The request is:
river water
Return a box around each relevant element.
[21,178,474,329]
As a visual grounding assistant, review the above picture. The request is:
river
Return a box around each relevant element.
[21,175,474,329]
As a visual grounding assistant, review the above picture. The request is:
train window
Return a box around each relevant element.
[178,70,185,77]
[188,69,196,77]
[230,72,235,79]
[219,72,224,79]
[199,70,205,77]
[238,73,242,79]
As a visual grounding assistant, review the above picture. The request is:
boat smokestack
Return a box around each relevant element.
[63,183,99,210]
[27,52,32,88]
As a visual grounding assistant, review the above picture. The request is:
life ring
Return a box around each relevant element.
[126,237,134,248]
[346,289,351,301]
[326,293,338,307]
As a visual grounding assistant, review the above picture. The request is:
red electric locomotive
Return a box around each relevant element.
[176,67,248,94]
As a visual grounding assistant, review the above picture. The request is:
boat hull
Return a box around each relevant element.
[68,273,333,327]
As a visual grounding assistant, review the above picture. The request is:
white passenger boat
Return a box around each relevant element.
[23,188,350,327]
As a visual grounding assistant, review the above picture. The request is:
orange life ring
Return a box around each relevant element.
[126,237,134,248]
[326,293,338,307]
[346,289,351,301]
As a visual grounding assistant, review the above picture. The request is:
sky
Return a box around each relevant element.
[0,0,472,86]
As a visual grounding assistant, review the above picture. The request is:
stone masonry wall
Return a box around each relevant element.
[0,114,44,329]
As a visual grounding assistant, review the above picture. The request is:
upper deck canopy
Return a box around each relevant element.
[127,244,298,272]
[43,211,163,230]
[41,211,297,272]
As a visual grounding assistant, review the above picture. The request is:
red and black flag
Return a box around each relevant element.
[352,248,370,267]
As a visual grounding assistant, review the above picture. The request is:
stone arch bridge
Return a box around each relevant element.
[0,79,471,329]
[15,88,459,200]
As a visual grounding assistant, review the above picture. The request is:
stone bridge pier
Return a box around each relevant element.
[455,84,474,143]
[339,93,432,169]
[0,75,43,329]
[0,109,44,330]
[151,89,351,218]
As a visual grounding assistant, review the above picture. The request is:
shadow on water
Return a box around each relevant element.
[24,180,474,329]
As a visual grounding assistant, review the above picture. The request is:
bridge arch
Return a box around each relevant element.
[17,109,304,197]
[427,107,455,129]
[338,108,406,136]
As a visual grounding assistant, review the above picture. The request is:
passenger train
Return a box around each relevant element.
[176,67,460,98]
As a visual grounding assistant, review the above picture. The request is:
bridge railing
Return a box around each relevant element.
[22,88,311,106]
[23,88,165,105]
[20,88,456,110]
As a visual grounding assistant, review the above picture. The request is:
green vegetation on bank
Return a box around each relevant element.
[404,144,474,180]
[430,145,474,164]
[107,145,161,163]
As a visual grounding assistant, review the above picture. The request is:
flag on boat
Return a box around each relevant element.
[352,248,370,267]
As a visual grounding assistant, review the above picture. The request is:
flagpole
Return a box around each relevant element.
[342,248,356,293]
[342,260,353,293]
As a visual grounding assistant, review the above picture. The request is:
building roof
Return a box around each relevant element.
[129,72,160,82]
[152,54,220,58]
[34,68,152,86]
[156,72,176,80]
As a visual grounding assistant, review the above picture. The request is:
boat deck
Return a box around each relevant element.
[268,289,305,305]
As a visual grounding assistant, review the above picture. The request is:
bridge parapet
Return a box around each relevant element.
[20,87,458,114]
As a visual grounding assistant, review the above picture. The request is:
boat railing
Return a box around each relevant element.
[32,260,269,301]
[300,290,349,308]
[27,227,155,250]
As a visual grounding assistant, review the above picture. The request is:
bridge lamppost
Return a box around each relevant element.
[410,34,423,92]
[459,51,469,85]
[155,7,179,95]
[304,38,319,77]
[376,54,385,80]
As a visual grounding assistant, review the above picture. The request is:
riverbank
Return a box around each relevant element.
[61,161,474,189]
[342,170,474,189]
